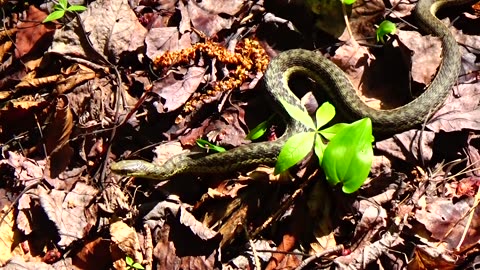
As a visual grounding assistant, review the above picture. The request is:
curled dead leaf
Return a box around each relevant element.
[45,95,74,178]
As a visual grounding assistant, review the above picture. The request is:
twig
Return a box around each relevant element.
[244,223,261,269]
[250,171,317,238]
[341,2,358,47]
[455,188,480,251]
[0,178,43,227]
[296,245,344,270]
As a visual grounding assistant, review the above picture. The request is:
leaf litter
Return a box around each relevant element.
[0,0,479,269]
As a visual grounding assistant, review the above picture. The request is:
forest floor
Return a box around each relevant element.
[0,0,480,269]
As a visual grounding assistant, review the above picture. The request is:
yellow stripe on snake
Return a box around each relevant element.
[111,0,474,180]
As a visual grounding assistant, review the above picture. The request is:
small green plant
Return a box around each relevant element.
[376,20,396,43]
[196,139,226,153]
[341,0,356,5]
[246,115,275,140]
[125,256,144,270]
[271,100,373,193]
[43,0,87,23]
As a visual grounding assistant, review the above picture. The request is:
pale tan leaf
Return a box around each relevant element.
[38,182,97,247]
[0,207,25,265]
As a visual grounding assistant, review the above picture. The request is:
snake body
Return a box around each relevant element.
[111,0,472,180]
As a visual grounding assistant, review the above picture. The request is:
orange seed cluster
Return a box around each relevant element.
[153,39,269,117]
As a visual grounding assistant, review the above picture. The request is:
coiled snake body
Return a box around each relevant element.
[111,0,473,180]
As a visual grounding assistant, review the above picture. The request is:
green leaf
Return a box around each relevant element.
[315,102,335,129]
[246,115,275,140]
[319,123,349,140]
[279,98,315,130]
[314,133,327,164]
[196,139,226,153]
[376,20,396,44]
[67,5,87,12]
[342,0,356,5]
[132,263,145,270]
[58,0,68,10]
[43,10,65,23]
[275,132,315,174]
[321,118,374,193]
[125,256,134,266]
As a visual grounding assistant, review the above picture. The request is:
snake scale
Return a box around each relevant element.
[111,0,473,180]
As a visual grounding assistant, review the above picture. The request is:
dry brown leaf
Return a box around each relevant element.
[66,77,117,128]
[146,27,184,60]
[44,95,74,178]
[44,96,73,154]
[376,130,435,163]
[428,82,480,133]
[152,141,186,165]
[0,207,24,265]
[49,0,147,63]
[144,199,218,241]
[308,182,337,253]
[38,182,97,248]
[415,196,480,252]
[0,40,13,61]
[5,151,45,181]
[55,64,97,95]
[0,91,12,100]
[97,185,130,215]
[409,245,457,270]
[15,5,56,59]
[177,0,191,34]
[336,0,384,44]
[72,237,112,270]
[15,185,42,236]
[1,256,75,270]
[196,0,246,16]
[179,106,249,147]
[152,67,206,112]
[152,223,217,270]
[398,30,442,86]
[266,234,298,270]
[0,28,17,41]
[390,0,416,16]
[230,240,275,269]
[110,221,143,268]
[15,74,61,89]
[186,1,235,37]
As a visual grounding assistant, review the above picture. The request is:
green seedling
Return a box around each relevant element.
[246,115,275,141]
[43,0,86,23]
[273,100,374,193]
[376,20,397,43]
[196,139,226,153]
[125,256,144,270]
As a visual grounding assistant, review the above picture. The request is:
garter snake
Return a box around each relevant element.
[111,0,472,180]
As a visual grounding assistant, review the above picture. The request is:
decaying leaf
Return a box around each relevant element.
[44,95,74,178]
[110,221,143,267]
[38,182,97,247]
[0,208,24,265]
[144,199,218,241]
[152,67,206,112]
[15,5,56,59]
[49,0,147,63]
[0,0,479,268]
[415,196,480,252]
[72,237,112,270]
